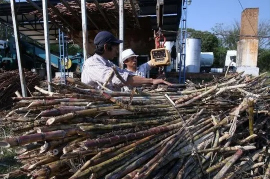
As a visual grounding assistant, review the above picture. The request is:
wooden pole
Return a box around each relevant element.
[42,0,52,92]
[119,0,124,68]
[81,0,88,63]
[10,0,27,97]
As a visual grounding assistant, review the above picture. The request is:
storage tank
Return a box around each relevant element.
[200,52,214,67]
[185,38,201,73]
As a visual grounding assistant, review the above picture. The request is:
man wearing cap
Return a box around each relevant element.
[81,31,172,91]
[121,49,154,78]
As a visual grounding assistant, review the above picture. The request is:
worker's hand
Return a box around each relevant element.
[152,79,172,86]
[147,61,156,67]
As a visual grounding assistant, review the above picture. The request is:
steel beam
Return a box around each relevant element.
[10,0,27,97]
[119,0,124,68]
[43,0,53,92]
[81,0,88,62]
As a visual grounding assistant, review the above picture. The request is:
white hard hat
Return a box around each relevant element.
[121,49,139,64]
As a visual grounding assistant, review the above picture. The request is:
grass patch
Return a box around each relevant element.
[0,148,29,179]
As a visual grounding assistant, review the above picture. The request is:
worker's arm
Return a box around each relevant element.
[126,75,172,86]
[147,61,155,68]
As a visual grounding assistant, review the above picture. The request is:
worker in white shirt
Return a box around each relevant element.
[121,49,154,78]
[81,31,172,91]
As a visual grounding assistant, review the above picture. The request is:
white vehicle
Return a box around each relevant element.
[224,50,237,72]
[225,50,237,67]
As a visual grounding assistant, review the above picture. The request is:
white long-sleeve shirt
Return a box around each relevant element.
[81,54,132,91]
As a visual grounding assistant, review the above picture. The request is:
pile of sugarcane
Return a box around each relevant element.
[0,72,270,179]
[0,70,41,110]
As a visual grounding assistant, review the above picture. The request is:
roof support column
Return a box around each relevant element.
[42,0,52,92]
[10,0,27,97]
[119,0,124,68]
[81,0,88,63]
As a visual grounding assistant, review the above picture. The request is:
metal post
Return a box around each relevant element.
[42,0,52,92]
[178,0,188,84]
[58,29,66,84]
[119,0,124,68]
[81,0,88,63]
[10,0,27,97]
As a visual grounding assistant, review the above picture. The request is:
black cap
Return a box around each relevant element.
[94,31,123,46]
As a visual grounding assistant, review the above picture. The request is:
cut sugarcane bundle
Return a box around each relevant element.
[0,72,270,179]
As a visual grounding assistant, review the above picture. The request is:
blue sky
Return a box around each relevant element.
[187,0,270,32]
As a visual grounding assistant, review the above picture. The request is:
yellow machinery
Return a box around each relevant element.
[150,48,171,66]
[61,58,72,69]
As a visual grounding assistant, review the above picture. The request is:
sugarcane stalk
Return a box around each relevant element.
[122,169,140,179]
[80,119,169,131]
[176,86,217,108]
[32,159,69,178]
[151,159,178,179]
[104,130,178,179]
[238,134,257,144]
[163,158,184,179]
[213,149,243,179]
[39,106,103,117]
[70,147,136,179]
[194,145,255,154]
[181,78,236,95]
[46,106,119,125]
[76,135,154,176]
[34,85,58,96]
[66,77,94,89]
[248,99,255,135]
[174,92,202,104]
[205,155,232,173]
[84,121,183,148]
[0,129,78,147]
[28,156,59,170]
[237,88,260,98]
[15,149,46,160]
[80,129,177,178]
[226,149,265,179]
[255,153,265,174]
[36,124,78,133]
[15,143,43,154]
[39,136,77,153]
[176,157,194,179]
[61,149,99,160]
[263,160,270,179]
[27,98,88,108]
[129,128,185,179]
[63,137,87,154]
[1,169,26,179]
[139,133,213,179]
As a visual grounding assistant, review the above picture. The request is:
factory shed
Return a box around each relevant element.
[0,0,182,54]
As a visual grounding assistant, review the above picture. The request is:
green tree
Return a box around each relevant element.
[187,28,219,52]
[257,49,270,72]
